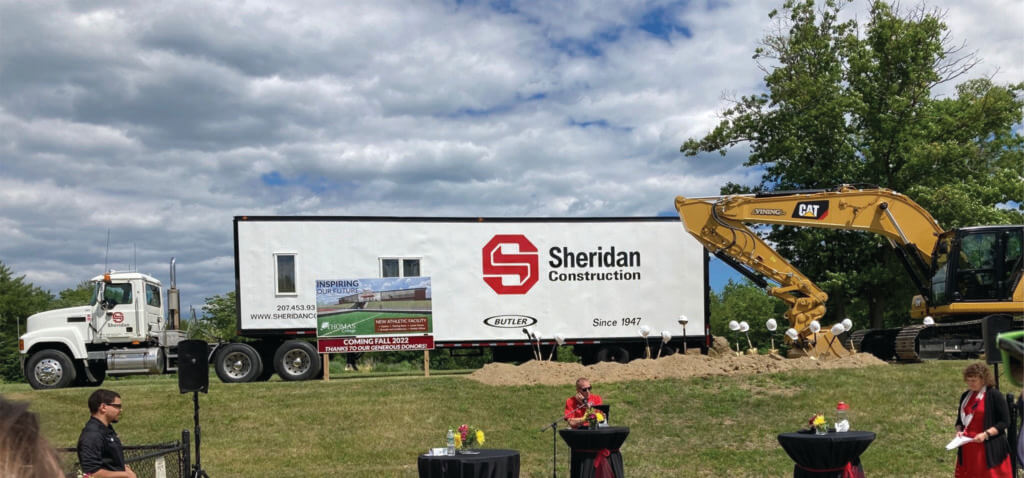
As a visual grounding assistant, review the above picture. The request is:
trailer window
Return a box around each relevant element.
[275,254,297,294]
[381,259,399,278]
[403,259,420,277]
[145,284,161,307]
[379,258,421,278]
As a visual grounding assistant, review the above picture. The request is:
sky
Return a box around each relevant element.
[1,0,1021,313]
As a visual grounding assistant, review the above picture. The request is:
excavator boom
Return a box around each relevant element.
[675,185,947,358]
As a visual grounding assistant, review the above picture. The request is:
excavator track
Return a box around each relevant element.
[894,320,986,361]
[848,328,899,361]
[847,330,869,353]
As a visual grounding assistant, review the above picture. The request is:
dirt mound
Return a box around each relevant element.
[467,351,886,386]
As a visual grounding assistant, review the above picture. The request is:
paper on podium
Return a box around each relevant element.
[945,435,973,450]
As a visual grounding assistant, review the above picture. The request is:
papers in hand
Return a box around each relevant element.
[946,435,973,450]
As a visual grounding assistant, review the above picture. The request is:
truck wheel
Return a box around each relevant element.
[273,341,320,381]
[26,350,77,390]
[595,346,630,364]
[214,343,263,383]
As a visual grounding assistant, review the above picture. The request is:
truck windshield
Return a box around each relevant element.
[90,282,102,306]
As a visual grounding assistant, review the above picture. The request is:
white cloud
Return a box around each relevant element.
[0,0,1019,309]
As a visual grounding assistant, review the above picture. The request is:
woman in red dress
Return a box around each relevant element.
[954,362,1012,477]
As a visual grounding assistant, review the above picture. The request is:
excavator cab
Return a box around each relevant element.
[930,226,1023,306]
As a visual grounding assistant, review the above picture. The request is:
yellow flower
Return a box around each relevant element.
[812,415,826,427]
[596,412,604,422]
[476,430,485,445]
[454,434,462,449]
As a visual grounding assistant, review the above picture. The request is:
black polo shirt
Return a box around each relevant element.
[77,416,126,473]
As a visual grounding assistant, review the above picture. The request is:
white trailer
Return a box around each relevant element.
[18,216,710,389]
[231,216,709,377]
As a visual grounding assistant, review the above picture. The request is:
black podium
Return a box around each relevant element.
[777,431,875,477]
[559,427,629,478]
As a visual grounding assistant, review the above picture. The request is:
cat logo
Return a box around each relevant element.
[792,200,830,220]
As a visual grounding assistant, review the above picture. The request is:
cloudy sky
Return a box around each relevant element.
[1,0,1021,312]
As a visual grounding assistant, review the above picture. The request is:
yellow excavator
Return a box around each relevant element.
[675,184,1023,360]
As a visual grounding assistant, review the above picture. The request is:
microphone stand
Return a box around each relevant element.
[539,399,589,478]
[191,391,209,478]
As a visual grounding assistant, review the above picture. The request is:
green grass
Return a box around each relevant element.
[0,360,1003,477]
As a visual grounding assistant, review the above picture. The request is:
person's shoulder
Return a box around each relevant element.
[82,417,101,430]
[591,394,603,403]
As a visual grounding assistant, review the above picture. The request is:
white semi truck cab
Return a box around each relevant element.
[19,260,189,389]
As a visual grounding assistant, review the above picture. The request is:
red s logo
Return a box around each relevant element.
[482,234,539,294]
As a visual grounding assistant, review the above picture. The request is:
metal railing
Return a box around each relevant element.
[57,430,191,478]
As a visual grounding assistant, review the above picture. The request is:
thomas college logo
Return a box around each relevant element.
[482,234,539,294]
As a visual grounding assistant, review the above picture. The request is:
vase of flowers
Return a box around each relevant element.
[452,424,485,453]
[810,414,828,435]
[584,408,605,429]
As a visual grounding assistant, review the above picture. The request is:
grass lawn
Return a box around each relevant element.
[0,360,1013,477]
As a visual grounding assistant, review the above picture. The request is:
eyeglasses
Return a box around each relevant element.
[579,387,592,392]
[104,403,123,409]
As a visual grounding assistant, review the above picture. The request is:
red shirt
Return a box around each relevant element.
[564,393,603,424]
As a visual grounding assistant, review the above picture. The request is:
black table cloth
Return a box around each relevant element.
[559,427,630,478]
[417,449,520,478]
[777,430,876,477]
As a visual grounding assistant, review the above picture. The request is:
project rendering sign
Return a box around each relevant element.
[315,277,433,337]
[317,336,435,353]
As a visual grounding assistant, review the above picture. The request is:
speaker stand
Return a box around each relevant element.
[191,391,210,478]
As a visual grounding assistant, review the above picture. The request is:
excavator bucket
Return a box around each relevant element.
[786,332,852,359]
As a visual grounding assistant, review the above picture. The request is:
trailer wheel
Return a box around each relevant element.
[26,350,77,390]
[273,341,320,381]
[214,343,263,383]
[595,346,630,364]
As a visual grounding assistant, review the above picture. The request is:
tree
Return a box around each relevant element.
[709,279,788,352]
[0,262,55,382]
[51,281,95,309]
[190,291,239,341]
[682,0,1023,329]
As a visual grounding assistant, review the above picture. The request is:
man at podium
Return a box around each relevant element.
[564,377,603,428]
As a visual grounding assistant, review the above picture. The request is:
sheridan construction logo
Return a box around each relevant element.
[482,234,539,294]
[482,234,642,295]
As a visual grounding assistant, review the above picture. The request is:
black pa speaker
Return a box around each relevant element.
[983,315,1014,365]
[178,340,210,393]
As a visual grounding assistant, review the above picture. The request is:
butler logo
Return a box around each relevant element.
[793,200,829,220]
[482,234,539,294]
